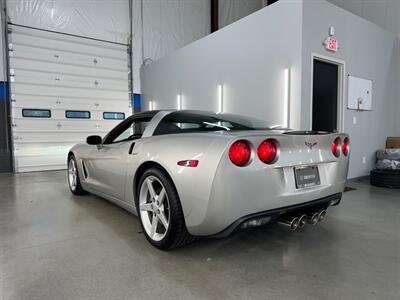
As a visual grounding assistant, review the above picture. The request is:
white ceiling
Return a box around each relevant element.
[327,0,400,34]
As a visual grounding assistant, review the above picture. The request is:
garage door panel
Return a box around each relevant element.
[17,164,67,173]
[13,131,109,144]
[11,59,128,80]
[14,70,129,92]
[14,93,130,107]
[12,118,120,132]
[15,143,75,156]
[11,29,127,60]
[14,96,131,112]
[14,155,70,173]
[15,131,109,141]
[12,106,129,127]
[12,83,129,100]
[9,25,131,172]
[12,44,127,70]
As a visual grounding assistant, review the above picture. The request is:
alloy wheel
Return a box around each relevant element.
[68,158,77,191]
[139,176,170,242]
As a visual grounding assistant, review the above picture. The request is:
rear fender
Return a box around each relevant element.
[126,134,232,225]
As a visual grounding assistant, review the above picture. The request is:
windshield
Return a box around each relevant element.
[153,111,276,135]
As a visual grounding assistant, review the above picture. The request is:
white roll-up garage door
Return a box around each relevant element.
[8,25,131,173]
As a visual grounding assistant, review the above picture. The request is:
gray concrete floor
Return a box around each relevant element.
[0,171,399,300]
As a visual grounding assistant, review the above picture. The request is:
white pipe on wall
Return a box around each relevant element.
[283,68,290,128]
[177,93,182,110]
[218,84,223,113]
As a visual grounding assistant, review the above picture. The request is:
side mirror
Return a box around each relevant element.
[86,135,102,145]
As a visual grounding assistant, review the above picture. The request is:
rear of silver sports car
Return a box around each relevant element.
[191,131,349,236]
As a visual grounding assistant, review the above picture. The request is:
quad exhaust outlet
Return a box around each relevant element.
[277,216,300,231]
[278,210,327,231]
[298,214,307,228]
[305,212,320,225]
[318,210,327,222]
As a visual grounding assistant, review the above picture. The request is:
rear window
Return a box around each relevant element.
[153,111,273,136]
[65,110,91,119]
[22,109,51,118]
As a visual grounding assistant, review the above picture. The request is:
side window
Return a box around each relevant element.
[104,118,150,144]
[178,123,201,129]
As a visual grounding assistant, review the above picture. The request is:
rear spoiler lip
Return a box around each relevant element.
[283,130,332,135]
[218,130,349,140]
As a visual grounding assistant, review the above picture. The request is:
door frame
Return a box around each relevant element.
[310,53,346,132]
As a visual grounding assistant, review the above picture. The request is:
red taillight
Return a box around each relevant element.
[257,139,278,164]
[177,160,199,167]
[229,140,251,166]
[332,137,341,157]
[342,137,350,156]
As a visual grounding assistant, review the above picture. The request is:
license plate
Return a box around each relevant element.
[294,166,320,189]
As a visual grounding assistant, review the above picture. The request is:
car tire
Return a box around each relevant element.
[370,169,400,189]
[136,167,195,250]
[68,155,87,195]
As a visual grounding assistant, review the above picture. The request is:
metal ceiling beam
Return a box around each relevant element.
[211,0,218,33]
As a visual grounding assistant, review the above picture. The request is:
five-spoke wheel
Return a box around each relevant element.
[137,167,195,250]
[68,158,78,192]
[139,176,170,241]
[67,155,87,195]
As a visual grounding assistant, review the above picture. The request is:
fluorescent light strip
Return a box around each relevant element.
[283,68,290,128]
[218,84,223,113]
[177,94,182,110]
[149,100,154,111]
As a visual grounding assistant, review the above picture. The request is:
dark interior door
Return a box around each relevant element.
[312,60,338,132]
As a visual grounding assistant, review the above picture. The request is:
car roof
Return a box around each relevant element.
[128,110,161,120]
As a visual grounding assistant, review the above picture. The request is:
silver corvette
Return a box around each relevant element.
[67,110,349,250]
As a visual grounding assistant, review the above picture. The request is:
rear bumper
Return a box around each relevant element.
[210,192,342,238]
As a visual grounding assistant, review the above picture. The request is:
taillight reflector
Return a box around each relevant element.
[332,137,341,157]
[229,140,251,167]
[257,139,278,164]
[342,137,350,156]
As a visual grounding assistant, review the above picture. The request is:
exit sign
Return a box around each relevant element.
[325,36,338,52]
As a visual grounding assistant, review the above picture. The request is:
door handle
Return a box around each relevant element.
[129,142,136,154]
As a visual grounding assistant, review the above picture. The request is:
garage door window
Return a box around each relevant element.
[103,112,125,120]
[65,111,91,119]
[22,109,51,118]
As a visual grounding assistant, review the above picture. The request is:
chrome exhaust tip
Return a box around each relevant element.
[278,217,300,231]
[305,212,320,225]
[298,214,307,228]
[318,210,327,222]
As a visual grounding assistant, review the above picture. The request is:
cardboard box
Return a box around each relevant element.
[386,137,400,149]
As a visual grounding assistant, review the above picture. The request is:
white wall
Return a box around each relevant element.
[302,0,397,178]
[142,0,303,129]
[133,0,271,93]
[132,0,210,93]
[327,0,400,35]
[394,37,400,134]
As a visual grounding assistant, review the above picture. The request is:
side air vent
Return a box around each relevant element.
[82,160,89,180]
